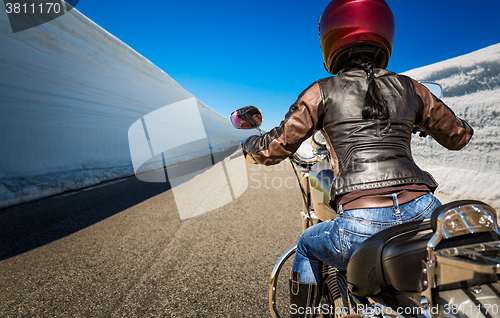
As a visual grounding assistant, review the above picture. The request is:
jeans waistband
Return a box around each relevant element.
[338,190,429,214]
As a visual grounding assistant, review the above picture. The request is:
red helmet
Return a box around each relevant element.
[319,0,395,74]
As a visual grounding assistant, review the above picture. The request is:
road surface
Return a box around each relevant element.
[0,159,460,317]
[0,161,303,317]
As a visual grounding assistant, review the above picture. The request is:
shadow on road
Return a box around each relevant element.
[0,145,244,260]
[0,177,171,260]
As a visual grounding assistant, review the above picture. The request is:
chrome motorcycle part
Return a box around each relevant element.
[323,266,356,317]
[313,148,328,161]
[419,295,432,318]
[270,245,297,318]
[427,201,500,275]
[427,201,499,267]
[435,281,500,318]
[312,131,329,161]
[312,130,327,147]
[323,265,342,306]
[431,202,499,243]
[422,201,500,316]
[365,300,404,318]
[292,132,329,166]
[348,293,406,318]
[434,242,500,287]
[292,136,320,166]
[301,210,318,229]
[470,286,482,294]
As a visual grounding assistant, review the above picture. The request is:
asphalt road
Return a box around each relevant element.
[0,161,303,317]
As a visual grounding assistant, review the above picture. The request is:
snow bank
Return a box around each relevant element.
[0,8,251,209]
[404,43,500,208]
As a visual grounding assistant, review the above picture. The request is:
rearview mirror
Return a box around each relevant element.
[420,81,443,99]
[230,106,263,129]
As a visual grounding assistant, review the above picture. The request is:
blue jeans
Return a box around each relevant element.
[292,193,441,284]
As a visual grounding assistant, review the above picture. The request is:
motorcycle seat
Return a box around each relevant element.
[346,219,432,297]
[347,210,500,298]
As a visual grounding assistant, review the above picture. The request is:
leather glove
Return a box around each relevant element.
[412,126,428,138]
[243,149,257,164]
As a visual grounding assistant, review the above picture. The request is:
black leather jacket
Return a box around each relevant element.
[243,69,473,202]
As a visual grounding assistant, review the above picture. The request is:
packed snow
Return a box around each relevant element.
[0,5,498,210]
[0,8,251,209]
[405,43,500,208]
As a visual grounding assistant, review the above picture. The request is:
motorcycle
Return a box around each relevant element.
[230,85,500,318]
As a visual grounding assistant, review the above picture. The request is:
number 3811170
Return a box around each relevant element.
[443,303,499,315]
[5,2,62,14]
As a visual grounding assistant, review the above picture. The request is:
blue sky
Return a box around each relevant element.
[76,0,500,131]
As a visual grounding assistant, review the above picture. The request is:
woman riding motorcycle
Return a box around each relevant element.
[241,0,474,316]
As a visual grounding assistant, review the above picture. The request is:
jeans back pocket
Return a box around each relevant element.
[339,228,371,264]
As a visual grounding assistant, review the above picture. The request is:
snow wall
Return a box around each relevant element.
[1,4,499,210]
[0,8,252,209]
[405,43,500,208]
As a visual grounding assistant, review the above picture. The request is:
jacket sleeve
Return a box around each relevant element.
[243,82,323,165]
[412,79,473,150]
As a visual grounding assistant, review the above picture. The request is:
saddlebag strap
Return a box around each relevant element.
[342,190,428,211]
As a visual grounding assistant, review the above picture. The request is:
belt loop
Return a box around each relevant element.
[392,193,401,214]
[338,204,344,215]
